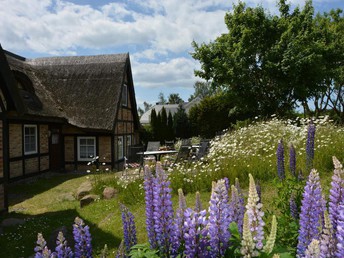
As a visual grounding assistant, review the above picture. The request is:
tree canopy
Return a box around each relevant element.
[192,0,344,121]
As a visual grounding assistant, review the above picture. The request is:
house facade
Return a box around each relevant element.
[0,44,140,213]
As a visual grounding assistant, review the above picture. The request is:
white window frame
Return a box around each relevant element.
[24,124,37,155]
[126,135,132,156]
[77,136,96,161]
[121,84,128,106]
[118,136,124,160]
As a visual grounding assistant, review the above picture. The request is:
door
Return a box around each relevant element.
[49,125,63,171]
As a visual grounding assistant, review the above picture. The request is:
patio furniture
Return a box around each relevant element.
[165,140,175,150]
[195,139,210,160]
[172,145,192,166]
[122,145,144,176]
[144,141,161,162]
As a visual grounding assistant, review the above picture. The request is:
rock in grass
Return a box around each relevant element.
[76,181,93,200]
[1,218,25,227]
[80,194,100,208]
[103,187,118,199]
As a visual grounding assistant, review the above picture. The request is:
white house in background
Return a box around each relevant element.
[140,97,201,125]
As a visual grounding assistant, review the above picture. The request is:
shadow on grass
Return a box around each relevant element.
[7,171,87,206]
[0,208,121,258]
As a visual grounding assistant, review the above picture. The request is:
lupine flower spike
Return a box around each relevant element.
[171,189,187,254]
[319,210,335,257]
[306,121,316,171]
[305,239,320,258]
[335,204,344,257]
[229,184,244,235]
[208,179,231,257]
[246,174,265,252]
[289,143,296,177]
[73,217,92,258]
[34,233,52,258]
[297,169,323,257]
[120,204,137,254]
[143,165,156,249]
[329,156,344,254]
[195,191,202,212]
[152,163,174,256]
[289,193,298,220]
[241,212,255,257]
[276,139,285,180]
[263,215,277,255]
[55,231,73,257]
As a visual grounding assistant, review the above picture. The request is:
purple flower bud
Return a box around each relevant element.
[54,231,73,257]
[120,204,137,254]
[73,217,92,258]
[34,233,52,258]
[208,179,231,257]
[335,204,344,257]
[289,144,296,177]
[229,184,245,236]
[289,193,298,220]
[277,139,285,180]
[306,122,316,171]
[195,191,202,212]
[297,169,323,257]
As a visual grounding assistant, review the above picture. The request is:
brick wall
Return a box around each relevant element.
[0,184,4,211]
[10,161,23,178]
[98,136,111,162]
[40,125,49,153]
[9,124,22,158]
[64,136,74,162]
[40,156,49,171]
[25,158,39,174]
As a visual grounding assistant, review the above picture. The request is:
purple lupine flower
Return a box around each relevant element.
[143,165,157,249]
[224,177,230,191]
[305,239,320,258]
[229,184,245,236]
[208,179,231,257]
[289,143,296,177]
[289,193,298,220]
[54,231,73,258]
[329,156,344,254]
[196,209,209,257]
[297,169,323,258]
[336,204,344,257]
[171,189,187,255]
[34,233,52,258]
[115,240,125,258]
[306,121,316,171]
[152,163,174,256]
[120,204,137,254]
[246,174,265,252]
[183,208,197,257]
[256,180,262,203]
[195,191,202,212]
[277,139,285,180]
[73,217,92,258]
[320,210,335,258]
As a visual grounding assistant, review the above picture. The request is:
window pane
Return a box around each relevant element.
[24,125,37,154]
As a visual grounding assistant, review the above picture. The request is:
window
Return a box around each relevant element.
[77,137,96,161]
[126,135,132,156]
[24,125,37,154]
[121,84,128,106]
[118,136,124,159]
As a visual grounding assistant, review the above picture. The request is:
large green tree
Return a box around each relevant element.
[192,0,343,118]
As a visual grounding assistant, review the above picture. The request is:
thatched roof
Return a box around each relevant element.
[4,50,138,131]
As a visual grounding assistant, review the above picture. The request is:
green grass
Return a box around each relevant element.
[0,117,343,257]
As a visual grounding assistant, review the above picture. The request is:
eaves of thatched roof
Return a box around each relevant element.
[4,51,136,131]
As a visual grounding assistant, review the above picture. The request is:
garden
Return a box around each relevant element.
[0,115,343,257]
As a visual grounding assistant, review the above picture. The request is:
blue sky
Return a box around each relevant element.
[1,0,344,108]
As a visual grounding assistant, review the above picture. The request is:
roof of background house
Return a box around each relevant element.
[140,97,201,125]
[3,47,138,131]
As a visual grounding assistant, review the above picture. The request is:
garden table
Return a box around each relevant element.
[137,150,178,161]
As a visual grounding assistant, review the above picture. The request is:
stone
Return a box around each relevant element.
[102,187,118,199]
[80,194,100,208]
[59,192,76,201]
[76,181,93,200]
[1,218,25,227]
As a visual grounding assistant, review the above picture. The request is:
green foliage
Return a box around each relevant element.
[192,0,344,121]
[188,94,236,138]
[129,243,160,258]
[168,93,183,104]
[224,222,242,257]
[173,104,191,138]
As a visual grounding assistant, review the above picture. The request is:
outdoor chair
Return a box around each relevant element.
[122,145,144,176]
[195,139,210,160]
[144,141,161,162]
[165,140,175,150]
[181,138,191,146]
[172,145,191,166]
